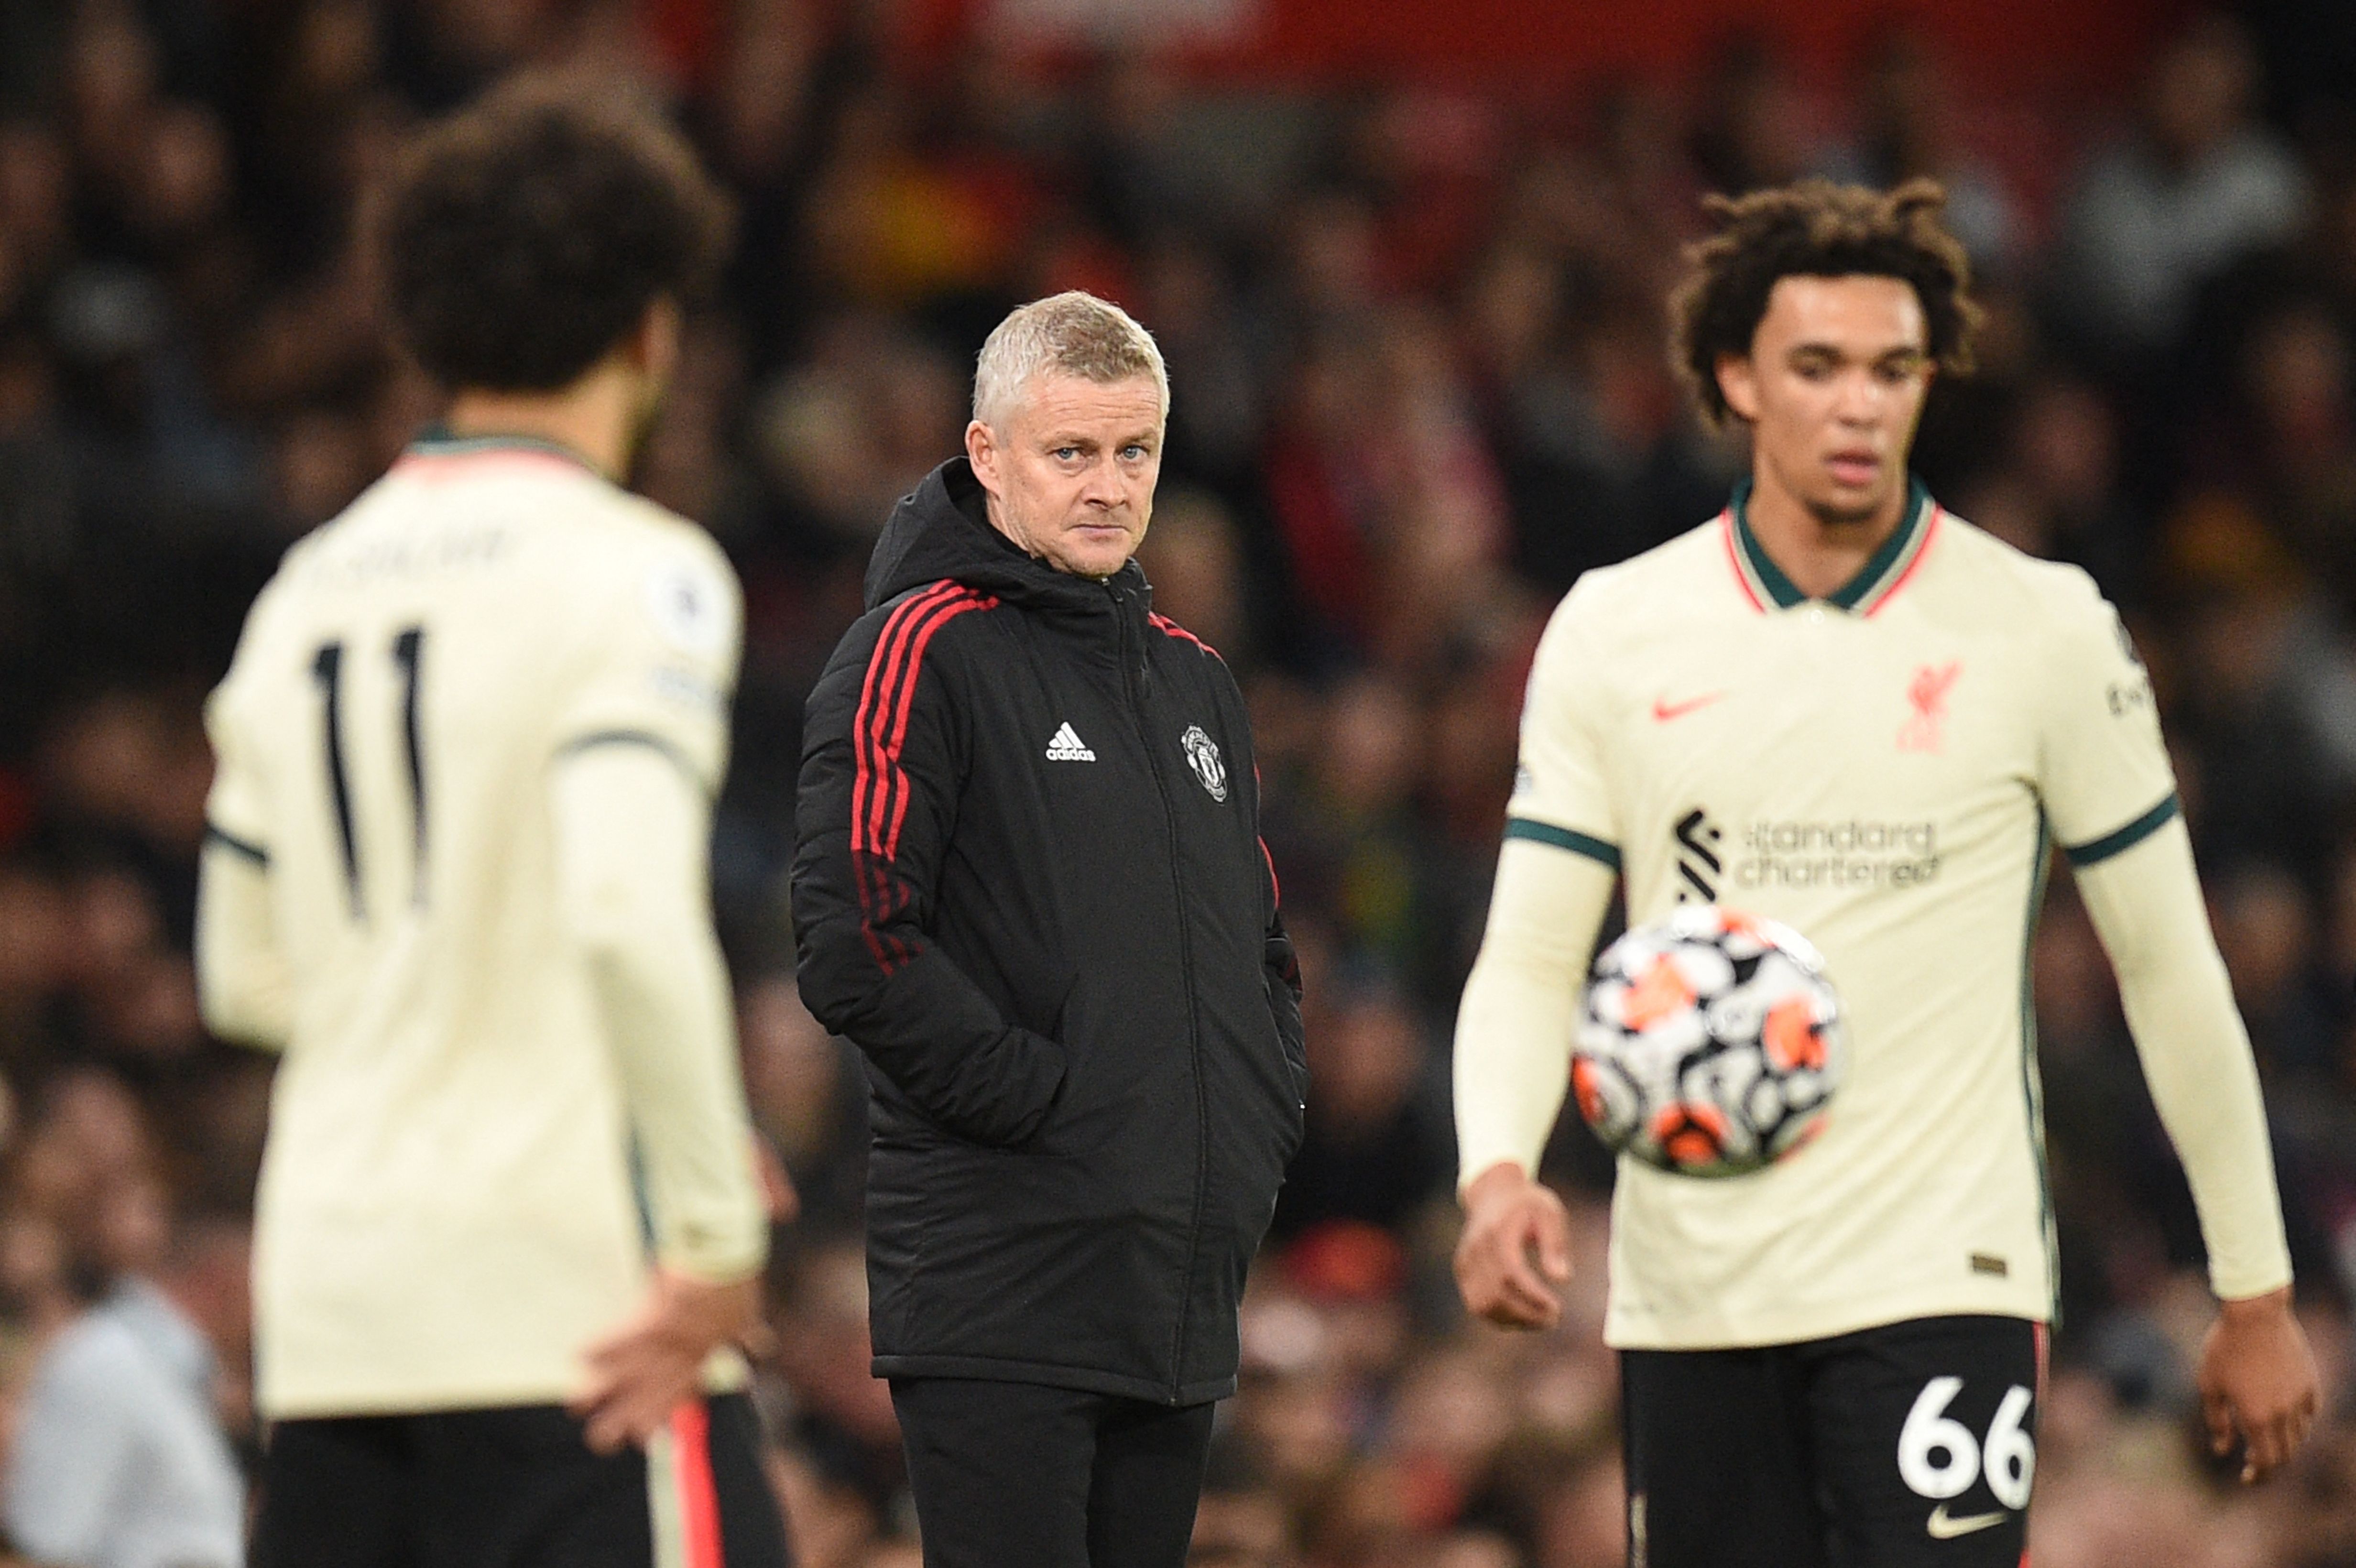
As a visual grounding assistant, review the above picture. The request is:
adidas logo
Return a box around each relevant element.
[1044,722,1096,762]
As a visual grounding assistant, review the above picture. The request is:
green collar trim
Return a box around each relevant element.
[407,424,599,472]
[1728,477,1935,613]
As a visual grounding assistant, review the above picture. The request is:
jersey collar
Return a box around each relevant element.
[403,424,600,473]
[1725,476,1939,616]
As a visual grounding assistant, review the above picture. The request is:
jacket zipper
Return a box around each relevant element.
[1114,583,1209,1404]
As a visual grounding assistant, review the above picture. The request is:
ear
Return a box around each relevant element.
[964,419,1001,494]
[624,297,684,382]
[1715,351,1760,424]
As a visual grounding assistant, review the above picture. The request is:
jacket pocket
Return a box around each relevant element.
[1027,975,1122,1158]
[1276,1024,1309,1164]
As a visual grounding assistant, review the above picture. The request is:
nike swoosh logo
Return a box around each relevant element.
[1925,1505,2008,1540]
[1651,692,1726,722]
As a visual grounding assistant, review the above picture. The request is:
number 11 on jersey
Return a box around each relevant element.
[312,625,429,920]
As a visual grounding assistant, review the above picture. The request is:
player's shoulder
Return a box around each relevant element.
[567,488,738,590]
[1542,515,1730,637]
[525,490,737,664]
[221,483,387,649]
[1929,508,2116,632]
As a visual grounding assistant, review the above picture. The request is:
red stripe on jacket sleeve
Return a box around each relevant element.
[878,594,994,857]
[852,583,962,858]
[844,584,997,972]
[849,584,961,968]
[861,586,971,856]
[1149,611,1220,659]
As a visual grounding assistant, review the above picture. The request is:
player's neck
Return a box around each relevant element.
[1741,465,1912,601]
[443,361,644,482]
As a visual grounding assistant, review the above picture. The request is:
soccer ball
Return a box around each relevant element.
[1572,905,1845,1177]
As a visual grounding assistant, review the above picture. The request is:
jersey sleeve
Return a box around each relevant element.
[1503,584,1621,870]
[552,745,767,1284]
[197,608,294,1048]
[551,531,742,796]
[2073,818,2293,1300]
[201,636,273,859]
[2037,576,2179,862]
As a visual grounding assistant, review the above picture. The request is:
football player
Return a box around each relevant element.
[196,78,787,1568]
[1451,178,2319,1567]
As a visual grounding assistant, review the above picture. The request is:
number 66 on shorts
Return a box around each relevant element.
[1620,1314,2042,1568]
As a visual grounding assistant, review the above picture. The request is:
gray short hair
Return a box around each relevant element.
[971,292,1168,430]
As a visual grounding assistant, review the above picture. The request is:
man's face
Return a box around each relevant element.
[966,372,1163,580]
[1715,274,1933,528]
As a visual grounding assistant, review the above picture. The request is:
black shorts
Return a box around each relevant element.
[1621,1315,2045,1568]
[251,1394,790,1568]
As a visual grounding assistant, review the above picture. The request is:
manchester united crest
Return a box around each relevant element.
[1180,725,1228,802]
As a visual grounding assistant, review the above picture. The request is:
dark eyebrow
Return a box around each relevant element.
[1785,342,1928,363]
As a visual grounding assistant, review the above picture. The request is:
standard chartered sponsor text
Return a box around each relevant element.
[1736,818,1941,890]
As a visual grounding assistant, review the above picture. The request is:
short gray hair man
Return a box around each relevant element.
[971,291,1169,431]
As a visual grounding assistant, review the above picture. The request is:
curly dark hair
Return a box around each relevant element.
[371,75,734,392]
[1669,177,1980,427]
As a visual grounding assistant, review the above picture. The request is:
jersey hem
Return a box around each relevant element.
[1603,1284,2052,1351]
[260,1359,748,1422]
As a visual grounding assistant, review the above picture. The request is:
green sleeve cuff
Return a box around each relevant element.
[1503,817,1621,871]
[2062,794,2180,868]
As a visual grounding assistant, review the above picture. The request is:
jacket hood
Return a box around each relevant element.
[864,459,1148,614]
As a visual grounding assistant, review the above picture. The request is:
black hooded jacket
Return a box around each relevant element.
[791,459,1307,1405]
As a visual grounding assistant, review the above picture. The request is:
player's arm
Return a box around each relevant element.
[554,740,769,1451]
[195,676,293,1050]
[549,542,768,1452]
[2045,583,2318,1481]
[1451,589,1618,1330]
[2071,819,2316,1480]
[790,609,1067,1147]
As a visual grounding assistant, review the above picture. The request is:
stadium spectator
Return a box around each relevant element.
[2053,15,2308,362]
[2,1087,244,1568]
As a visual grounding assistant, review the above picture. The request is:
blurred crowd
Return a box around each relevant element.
[4,0,2356,1563]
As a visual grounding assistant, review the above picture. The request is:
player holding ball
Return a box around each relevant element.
[1450,178,2320,1566]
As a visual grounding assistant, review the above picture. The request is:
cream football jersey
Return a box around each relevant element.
[1510,482,2185,1350]
[204,433,757,1416]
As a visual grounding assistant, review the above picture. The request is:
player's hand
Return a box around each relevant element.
[1454,1162,1573,1330]
[755,1135,800,1225]
[2197,1285,2321,1483]
[570,1269,762,1454]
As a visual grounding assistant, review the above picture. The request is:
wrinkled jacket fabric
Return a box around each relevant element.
[791,459,1306,1405]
